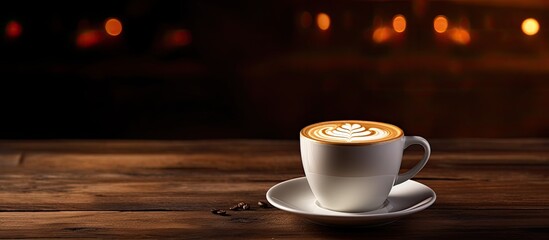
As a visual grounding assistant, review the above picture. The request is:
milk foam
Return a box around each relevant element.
[302,121,402,144]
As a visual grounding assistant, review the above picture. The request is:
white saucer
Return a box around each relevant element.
[266,177,436,227]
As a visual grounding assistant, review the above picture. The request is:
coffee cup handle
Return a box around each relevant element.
[394,136,431,185]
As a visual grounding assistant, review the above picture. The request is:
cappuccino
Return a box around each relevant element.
[300,120,430,212]
[301,120,403,145]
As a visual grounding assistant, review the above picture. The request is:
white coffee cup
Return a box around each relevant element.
[300,120,430,212]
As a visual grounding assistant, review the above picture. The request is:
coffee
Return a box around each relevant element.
[300,120,430,212]
[301,120,403,144]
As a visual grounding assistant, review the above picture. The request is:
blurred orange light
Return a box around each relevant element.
[522,18,539,36]
[434,15,448,33]
[372,27,392,43]
[167,29,192,47]
[317,13,330,31]
[392,14,406,33]
[77,30,102,48]
[105,18,123,36]
[5,20,22,39]
[299,11,312,28]
[449,28,470,45]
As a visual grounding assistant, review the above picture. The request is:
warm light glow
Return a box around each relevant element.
[522,18,539,36]
[316,13,330,31]
[299,11,312,28]
[166,29,192,47]
[392,14,406,33]
[77,30,102,48]
[449,28,471,45]
[5,20,22,39]
[372,27,392,43]
[105,18,123,36]
[434,15,448,33]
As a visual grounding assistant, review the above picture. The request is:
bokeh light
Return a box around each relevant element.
[77,30,102,48]
[392,14,406,33]
[372,27,392,43]
[5,20,22,39]
[434,15,448,33]
[522,18,539,36]
[316,13,330,31]
[166,29,192,47]
[105,18,123,36]
[449,28,470,45]
[299,11,312,28]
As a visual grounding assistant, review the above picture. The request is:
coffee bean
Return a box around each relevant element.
[258,201,271,208]
[216,209,228,216]
[230,205,240,211]
[211,208,230,216]
[230,202,250,211]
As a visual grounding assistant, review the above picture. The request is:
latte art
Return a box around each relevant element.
[323,123,389,142]
[301,120,403,144]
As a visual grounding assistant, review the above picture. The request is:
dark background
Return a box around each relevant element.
[0,0,547,139]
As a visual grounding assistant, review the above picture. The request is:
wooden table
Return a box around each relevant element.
[0,139,547,239]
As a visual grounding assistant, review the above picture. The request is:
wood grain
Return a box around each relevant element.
[0,139,547,239]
